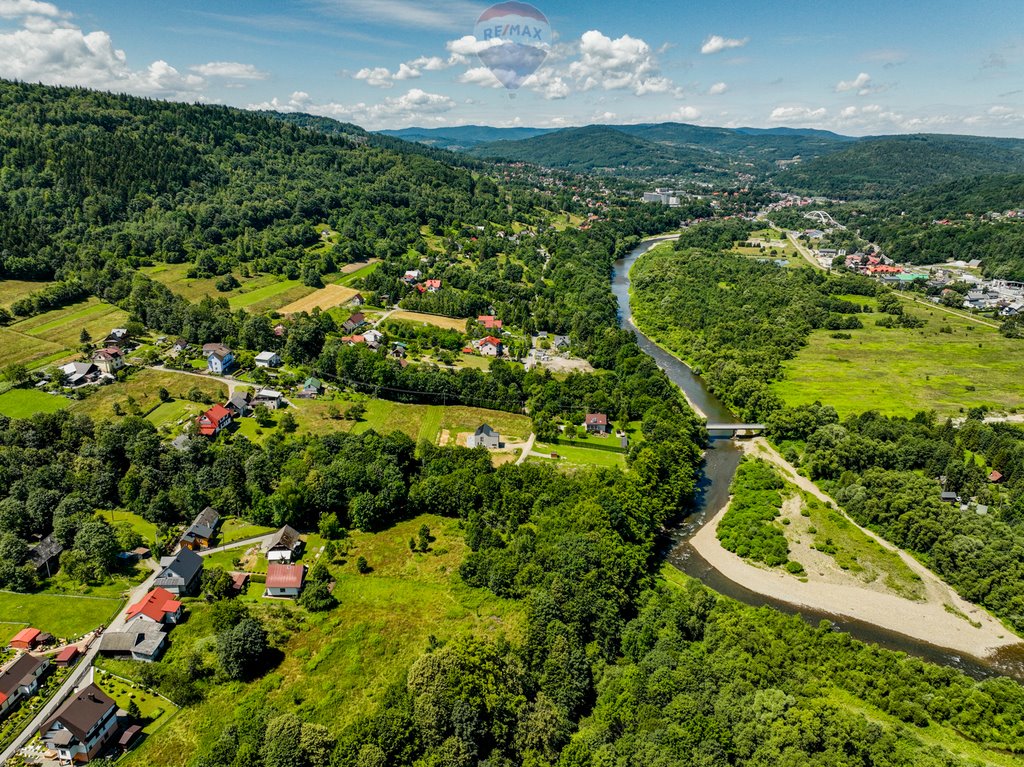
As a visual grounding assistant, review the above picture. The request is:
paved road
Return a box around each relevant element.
[0,535,274,764]
[514,434,536,465]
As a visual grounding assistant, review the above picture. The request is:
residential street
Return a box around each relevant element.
[0,535,273,764]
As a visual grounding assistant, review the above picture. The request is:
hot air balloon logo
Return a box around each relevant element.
[473,2,551,91]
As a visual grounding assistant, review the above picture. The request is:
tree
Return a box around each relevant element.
[262,712,304,767]
[300,723,335,766]
[356,555,370,574]
[298,579,337,612]
[279,411,297,433]
[217,617,268,680]
[418,524,431,552]
[254,404,272,427]
[346,402,366,421]
[202,566,235,600]
[158,387,171,402]
[318,512,345,540]
[126,699,141,720]
[79,328,92,345]
[2,363,28,385]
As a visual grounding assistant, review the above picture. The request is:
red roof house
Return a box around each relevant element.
[197,404,233,437]
[477,315,503,330]
[990,470,1005,484]
[265,564,305,598]
[425,279,442,292]
[585,413,610,434]
[55,646,81,666]
[9,628,40,650]
[125,588,183,626]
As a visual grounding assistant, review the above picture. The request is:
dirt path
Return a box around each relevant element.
[513,434,536,465]
[687,436,1022,659]
[893,292,1000,328]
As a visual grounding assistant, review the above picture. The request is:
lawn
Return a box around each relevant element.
[119,515,522,767]
[337,260,380,285]
[71,369,228,422]
[388,310,469,332]
[141,263,281,303]
[0,388,68,417]
[145,399,205,432]
[531,441,626,469]
[350,398,430,439]
[98,509,160,546]
[94,669,178,736]
[278,284,361,315]
[0,592,122,640]
[774,295,1024,417]
[219,517,276,545]
[0,280,53,309]
[0,298,129,368]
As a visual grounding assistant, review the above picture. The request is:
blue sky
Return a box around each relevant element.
[1,0,1022,135]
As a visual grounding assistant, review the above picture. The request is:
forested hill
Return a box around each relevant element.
[776,134,1024,198]
[0,79,519,282]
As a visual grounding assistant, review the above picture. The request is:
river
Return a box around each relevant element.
[614,235,1024,681]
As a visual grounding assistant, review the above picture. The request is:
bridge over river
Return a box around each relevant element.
[705,423,765,437]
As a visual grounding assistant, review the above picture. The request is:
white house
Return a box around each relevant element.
[253,388,284,409]
[476,336,503,357]
[203,343,234,375]
[265,564,305,598]
[467,424,501,449]
[255,351,281,368]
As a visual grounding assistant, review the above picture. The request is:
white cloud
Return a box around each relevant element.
[191,61,268,80]
[568,30,678,96]
[835,72,877,95]
[708,81,728,96]
[665,105,701,121]
[0,4,207,98]
[311,0,481,31]
[769,105,827,123]
[248,87,456,130]
[354,66,395,88]
[457,66,504,89]
[0,0,64,18]
[700,35,748,55]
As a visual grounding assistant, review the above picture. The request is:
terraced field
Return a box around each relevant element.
[0,298,129,368]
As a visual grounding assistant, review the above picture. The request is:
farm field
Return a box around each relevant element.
[388,310,469,332]
[0,297,130,368]
[118,514,522,767]
[71,369,228,422]
[141,263,276,303]
[337,259,380,285]
[0,279,53,309]
[437,406,532,443]
[279,283,361,315]
[0,388,68,417]
[0,591,122,640]
[145,399,206,432]
[773,295,1024,417]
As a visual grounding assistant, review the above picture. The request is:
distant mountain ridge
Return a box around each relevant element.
[374,121,1024,198]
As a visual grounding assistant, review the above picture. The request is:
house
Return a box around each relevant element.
[989,470,1005,484]
[348,292,364,307]
[229,572,250,594]
[424,279,442,292]
[477,315,503,330]
[265,525,303,562]
[552,335,570,351]
[255,351,282,368]
[466,424,501,449]
[197,404,233,437]
[60,361,98,386]
[91,348,124,375]
[265,563,305,598]
[403,269,422,283]
[54,645,81,667]
[9,628,41,651]
[98,628,167,663]
[125,588,184,628]
[476,336,503,357]
[203,343,234,375]
[273,323,286,337]
[342,312,366,334]
[119,725,143,752]
[39,683,119,763]
[225,391,252,418]
[172,338,189,353]
[940,491,959,504]
[170,435,190,452]
[340,334,365,346]
[585,413,610,434]
[299,377,323,399]
[29,534,63,578]
[362,329,383,349]
[103,328,130,348]
[154,548,203,596]
[179,506,220,550]
[0,654,49,719]
[253,388,284,410]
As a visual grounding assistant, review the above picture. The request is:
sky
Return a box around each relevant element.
[1,0,1023,136]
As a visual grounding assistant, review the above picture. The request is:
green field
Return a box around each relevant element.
[219,517,276,545]
[0,297,130,368]
[0,591,122,640]
[141,263,280,303]
[337,261,380,286]
[531,441,626,469]
[119,514,521,767]
[71,369,228,422]
[437,406,532,444]
[99,509,160,546]
[145,399,205,431]
[0,388,68,417]
[95,670,177,736]
[227,278,312,312]
[774,295,1024,417]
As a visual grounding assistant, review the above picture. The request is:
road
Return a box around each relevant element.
[512,434,536,465]
[0,535,275,765]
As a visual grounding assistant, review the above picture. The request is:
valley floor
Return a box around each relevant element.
[689,437,1023,660]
